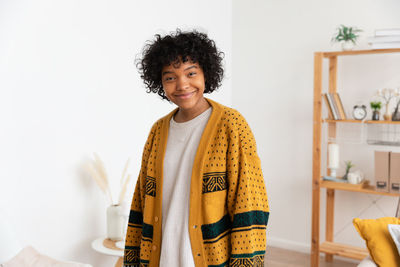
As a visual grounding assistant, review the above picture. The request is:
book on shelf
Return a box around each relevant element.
[332,93,347,120]
[370,42,400,49]
[375,28,400,36]
[323,94,334,119]
[323,176,347,183]
[323,93,338,120]
[368,29,400,50]
[328,93,341,119]
[367,36,400,43]
[323,93,346,120]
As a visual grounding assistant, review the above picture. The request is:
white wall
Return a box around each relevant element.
[0,0,232,266]
[3,0,400,264]
[232,0,400,254]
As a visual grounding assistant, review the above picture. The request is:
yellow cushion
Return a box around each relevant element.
[353,217,400,267]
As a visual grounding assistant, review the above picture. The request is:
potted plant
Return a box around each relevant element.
[342,160,355,180]
[370,101,382,120]
[85,153,132,241]
[332,25,362,51]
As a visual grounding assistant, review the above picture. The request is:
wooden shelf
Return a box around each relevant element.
[320,180,400,197]
[322,48,400,58]
[320,242,368,260]
[311,49,400,266]
[324,119,400,124]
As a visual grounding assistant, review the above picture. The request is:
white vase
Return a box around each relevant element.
[341,41,354,51]
[106,205,124,241]
[384,102,392,121]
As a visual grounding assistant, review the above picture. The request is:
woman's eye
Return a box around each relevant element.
[188,72,196,77]
[164,77,174,81]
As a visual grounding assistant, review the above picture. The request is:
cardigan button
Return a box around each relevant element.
[152,245,157,251]
[154,216,159,222]
[193,225,197,229]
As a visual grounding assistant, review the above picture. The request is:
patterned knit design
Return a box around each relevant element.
[202,172,227,193]
[124,119,164,266]
[124,99,269,267]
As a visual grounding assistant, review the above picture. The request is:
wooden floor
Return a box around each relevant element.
[265,247,358,267]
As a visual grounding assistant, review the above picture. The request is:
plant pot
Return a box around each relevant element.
[372,110,380,121]
[341,41,354,51]
[106,205,124,241]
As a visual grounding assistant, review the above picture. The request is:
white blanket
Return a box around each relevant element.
[1,246,92,267]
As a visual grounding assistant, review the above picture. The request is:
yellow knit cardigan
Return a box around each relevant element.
[124,98,269,267]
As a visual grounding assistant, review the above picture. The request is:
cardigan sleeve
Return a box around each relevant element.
[226,112,269,266]
[124,123,156,267]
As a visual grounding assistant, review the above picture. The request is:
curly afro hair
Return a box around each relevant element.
[137,29,224,100]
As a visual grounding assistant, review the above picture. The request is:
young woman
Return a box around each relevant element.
[124,30,269,267]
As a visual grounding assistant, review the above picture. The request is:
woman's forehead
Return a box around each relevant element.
[162,59,200,71]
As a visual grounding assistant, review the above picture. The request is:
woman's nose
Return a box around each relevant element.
[176,76,189,90]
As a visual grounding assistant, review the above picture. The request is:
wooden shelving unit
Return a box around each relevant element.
[311,49,400,267]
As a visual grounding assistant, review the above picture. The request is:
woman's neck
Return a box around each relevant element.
[174,98,211,123]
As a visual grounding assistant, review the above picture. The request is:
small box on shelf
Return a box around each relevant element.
[390,152,400,194]
[374,151,390,192]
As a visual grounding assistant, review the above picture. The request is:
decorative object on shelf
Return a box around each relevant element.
[352,105,367,120]
[342,160,355,180]
[375,88,399,121]
[370,101,382,121]
[85,153,132,241]
[328,143,339,177]
[347,170,364,184]
[392,98,400,121]
[332,25,362,51]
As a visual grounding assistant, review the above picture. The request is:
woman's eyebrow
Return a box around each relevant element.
[184,65,198,71]
[162,71,173,76]
[162,65,198,76]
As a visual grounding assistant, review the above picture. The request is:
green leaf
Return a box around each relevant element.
[332,25,362,44]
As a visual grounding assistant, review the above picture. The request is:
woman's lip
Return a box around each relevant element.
[175,91,195,99]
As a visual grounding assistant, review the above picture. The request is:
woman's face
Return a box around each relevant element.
[161,60,206,112]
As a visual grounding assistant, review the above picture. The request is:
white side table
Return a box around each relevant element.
[91,237,124,267]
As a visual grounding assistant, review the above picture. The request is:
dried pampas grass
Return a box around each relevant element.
[86,153,132,205]
[118,157,132,205]
[84,162,112,204]
[119,173,131,205]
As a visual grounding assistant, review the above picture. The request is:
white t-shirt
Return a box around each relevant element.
[159,107,212,267]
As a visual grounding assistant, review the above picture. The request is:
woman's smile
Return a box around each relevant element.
[174,91,196,99]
